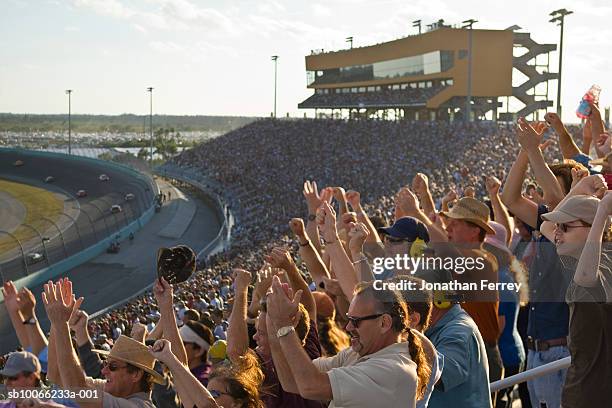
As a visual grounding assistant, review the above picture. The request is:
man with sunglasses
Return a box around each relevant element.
[266,276,426,408]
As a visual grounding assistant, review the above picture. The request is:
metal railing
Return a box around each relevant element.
[490,356,571,392]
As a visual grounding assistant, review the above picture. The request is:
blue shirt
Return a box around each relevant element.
[425,305,492,408]
[526,205,570,340]
[497,265,525,367]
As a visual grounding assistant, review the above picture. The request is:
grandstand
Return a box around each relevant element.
[299,24,556,122]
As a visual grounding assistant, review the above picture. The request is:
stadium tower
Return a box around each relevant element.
[299,22,556,122]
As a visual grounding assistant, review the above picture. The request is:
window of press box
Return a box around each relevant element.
[306,50,454,85]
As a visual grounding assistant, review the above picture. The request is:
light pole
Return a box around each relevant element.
[346,36,353,49]
[271,56,278,118]
[147,87,154,164]
[412,20,421,35]
[462,19,477,122]
[550,9,573,118]
[66,89,72,154]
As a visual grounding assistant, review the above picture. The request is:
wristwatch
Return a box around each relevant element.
[23,317,36,325]
[277,326,295,338]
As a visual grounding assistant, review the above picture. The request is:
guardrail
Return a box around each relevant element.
[490,356,571,393]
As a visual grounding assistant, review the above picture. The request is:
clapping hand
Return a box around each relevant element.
[266,276,302,328]
[42,279,83,326]
[317,202,339,244]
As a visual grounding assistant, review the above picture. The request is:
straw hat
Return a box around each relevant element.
[94,335,164,384]
[441,197,495,234]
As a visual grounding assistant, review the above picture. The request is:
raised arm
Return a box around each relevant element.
[485,176,513,245]
[413,173,436,219]
[69,309,104,379]
[303,181,328,254]
[265,246,316,322]
[2,281,31,349]
[318,202,360,301]
[226,268,252,363]
[588,103,606,157]
[346,190,382,244]
[517,117,565,207]
[153,277,188,366]
[42,281,91,401]
[500,147,539,228]
[17,287,48,355]
[266,277,333,401]
[574,192,612,287]
[150,339,219,408]
[545,112,581,159]
[289,217,331,287]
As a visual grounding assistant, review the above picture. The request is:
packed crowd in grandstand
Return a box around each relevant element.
[2,100,611,408]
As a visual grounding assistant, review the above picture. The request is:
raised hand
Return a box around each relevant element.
[463,186,476,198]
[517,117,543,152]
[264,247,295,271]
[317,202,339,244]
[254,264,278,299]
[303,180,322,214]
[2,281,26,315]
[544,112,563,130]
[442,188,458,206]
[571,167,589,189]
[340,212,357,232]
[571,174,607,198]
[233,268,252,292]
[412,173,429,196]
[18,287,37,320]
[153,277,174,311]
[320,187,334,205]
[347,222,369,254]
[68,308,89,333]
[395,187,420,216]
[332,187,347,203]
[149,339,175,364]
[131,322,148,343]
[598,191,612,215]
[288,218,306,238]
[345,190,362,211]
[596,132,612,157]
[42,280,83,326]
[266,276,303,328]
[485,176,502,196]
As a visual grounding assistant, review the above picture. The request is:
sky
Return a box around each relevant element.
[1,0,611,124]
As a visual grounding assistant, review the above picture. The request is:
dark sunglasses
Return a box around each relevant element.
[556,222,591,233]
[5,373,25,381]
[209,389,230,398]
[345,313,384,328]
[103,361,128,372]
[384,236,411,244]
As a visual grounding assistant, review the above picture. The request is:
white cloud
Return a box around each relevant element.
[71,0,134,19]
[312,4,332,17]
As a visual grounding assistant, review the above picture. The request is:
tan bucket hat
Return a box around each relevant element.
[94,335,164,384]
[441,197,496,234]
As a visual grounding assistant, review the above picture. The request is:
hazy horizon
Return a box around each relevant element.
[2,0,611,124]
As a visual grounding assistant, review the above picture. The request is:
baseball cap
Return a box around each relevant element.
[378,217,430,242]
[0,351,41,377]
[541,195,600,225]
